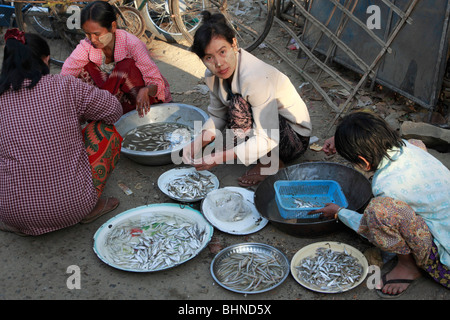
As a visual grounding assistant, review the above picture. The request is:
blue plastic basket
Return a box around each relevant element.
[274,180,348,219]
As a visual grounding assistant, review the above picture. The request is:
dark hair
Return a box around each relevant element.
[0,33,50,95]
[334,111,405,171]
[191,11,236,59]
[81,1,118,29]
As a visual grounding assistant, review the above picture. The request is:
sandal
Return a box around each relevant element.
[376,273,417,299]
[80,197,119,224]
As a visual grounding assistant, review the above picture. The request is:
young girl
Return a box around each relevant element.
[182,11,312,186]
[311,111,450,297]
[61,1,171,117]
[0,29,123,235]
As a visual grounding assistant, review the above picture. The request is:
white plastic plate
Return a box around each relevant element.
[158,167,219,202]
[201,187,268,235]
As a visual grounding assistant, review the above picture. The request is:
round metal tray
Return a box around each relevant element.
[158,167,220,202]
[290,241,369,293]
[93,204,213,272]
[211,243,290,294]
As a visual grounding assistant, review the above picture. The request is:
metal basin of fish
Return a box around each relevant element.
[158,167,220,202]
[254,162,373,237]
[93,204,214,272]
[290,241,369,293]
[115,103,209,165]
[211,243,290,294]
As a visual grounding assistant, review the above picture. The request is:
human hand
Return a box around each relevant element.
[322,136,336,155]
[192,153,218,171]
[308,203,340,220]
[136,87,151,117]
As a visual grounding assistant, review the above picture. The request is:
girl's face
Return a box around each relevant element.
[82,20,116,49]
[202,36,238,80]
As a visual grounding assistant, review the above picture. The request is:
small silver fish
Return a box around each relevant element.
[122,122,194,152]
[296,247,363,291]
[166,171,215,200]
[104,213,207,271]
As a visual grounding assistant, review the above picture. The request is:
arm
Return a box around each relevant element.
[67,76,122,124]
[308,203,363,233]
[130,38,169,103]
[61,40,91,78]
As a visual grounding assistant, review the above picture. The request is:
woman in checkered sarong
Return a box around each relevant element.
[0,29,123,235]
[61,1,171,116]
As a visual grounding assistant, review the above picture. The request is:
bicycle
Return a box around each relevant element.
[14,0,147,66]
[169,0,275,52]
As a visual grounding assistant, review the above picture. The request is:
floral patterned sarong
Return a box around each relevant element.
[82,121,122,197]
[226,91,309,162]
[358,196,450,289]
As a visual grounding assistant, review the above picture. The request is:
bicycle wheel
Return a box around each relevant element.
[14,2,83,67]
[170,0,275,52]
[136,0,184,42]
[117,6,146,38]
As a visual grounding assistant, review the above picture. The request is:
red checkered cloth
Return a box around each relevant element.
[0,74,122,235]
[61,29,172,104]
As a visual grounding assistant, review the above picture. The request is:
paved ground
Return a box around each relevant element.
[1,34,449,303]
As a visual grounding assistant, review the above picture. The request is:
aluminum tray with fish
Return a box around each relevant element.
[158,167,219,202]
[93,204,213,272]
[211,243,290,294]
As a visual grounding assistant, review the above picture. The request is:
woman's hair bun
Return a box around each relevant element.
[200,11,227,25]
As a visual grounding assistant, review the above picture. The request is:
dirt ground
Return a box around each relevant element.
[1,26,450,304]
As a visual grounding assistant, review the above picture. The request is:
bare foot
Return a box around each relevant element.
[238,160,284,187]
[80,197,119,224]
[379,254,421,296]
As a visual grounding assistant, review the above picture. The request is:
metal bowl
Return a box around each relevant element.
[115,103,209,165]
[211,243,290,294]
[254,162,373,237]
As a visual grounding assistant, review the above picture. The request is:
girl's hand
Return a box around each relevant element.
[308,203,340,219]
[322,136,336,155]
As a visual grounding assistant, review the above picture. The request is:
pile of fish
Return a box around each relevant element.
[104,214,208,271]
[215,252,287,292]
[166,171,216,200]
[293,198,320,208]
[295,247,363,291]
[122,122,194,152]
